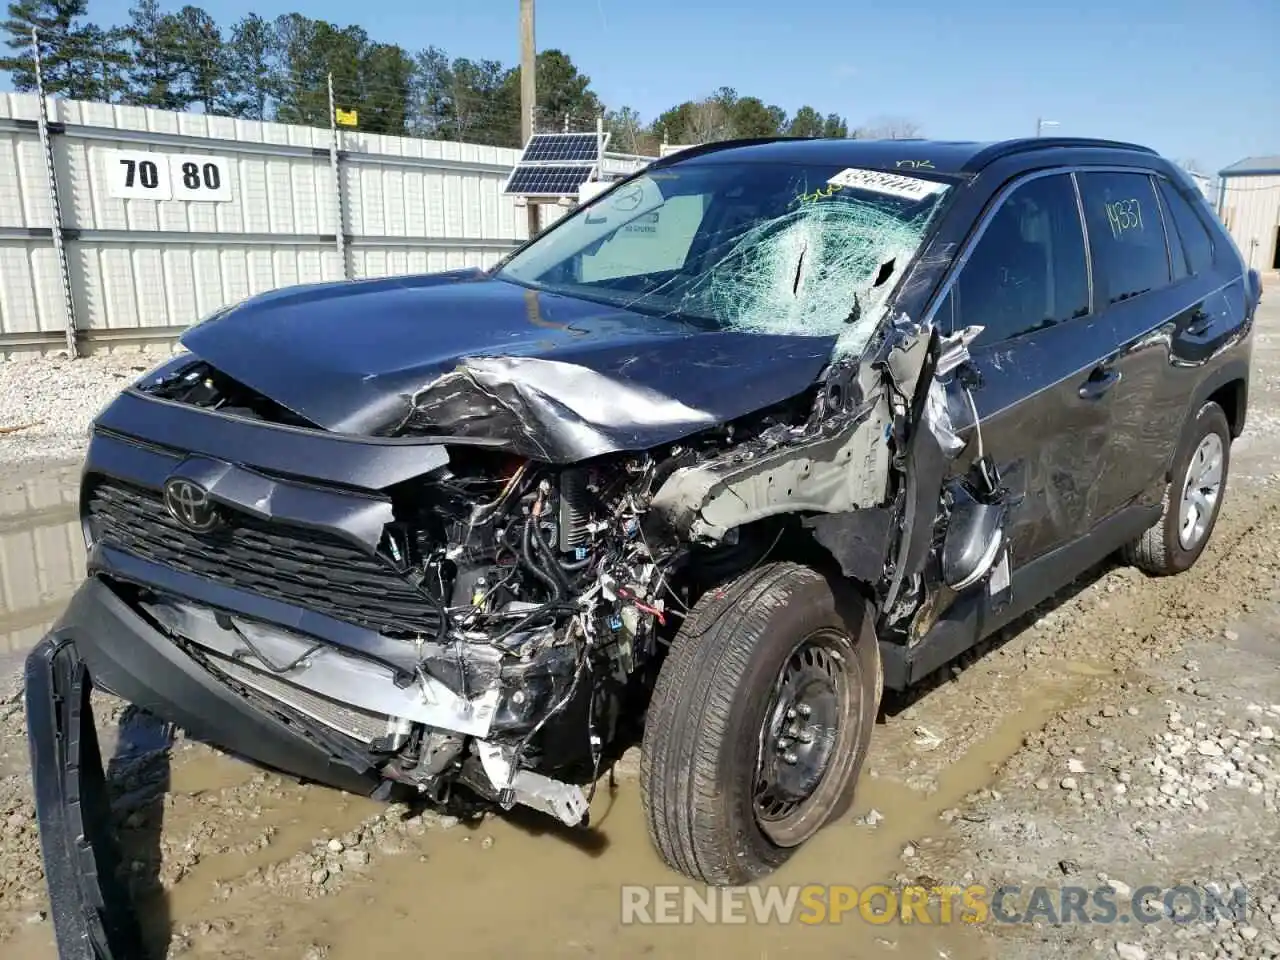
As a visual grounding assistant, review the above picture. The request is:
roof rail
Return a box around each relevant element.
[963,137,1159,172]
[646,136,809,168]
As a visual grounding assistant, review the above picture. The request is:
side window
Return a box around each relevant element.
[934,288,956,334]
[955,174,1090,346]
[1076,172,1171,305]
[1157,179,1216,276]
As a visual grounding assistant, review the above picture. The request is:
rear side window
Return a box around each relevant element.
[1076,172,1171,305]
[1157,179,1216,277]
[955,173,1090,346]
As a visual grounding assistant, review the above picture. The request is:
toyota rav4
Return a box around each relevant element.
[26,136,1261,955]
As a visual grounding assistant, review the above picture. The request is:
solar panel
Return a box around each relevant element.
[503,164,597,197]
[518,132,608,164]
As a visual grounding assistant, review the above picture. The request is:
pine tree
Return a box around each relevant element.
[123,0,190,109]
[0,0,100,97]
[223,13,278,120]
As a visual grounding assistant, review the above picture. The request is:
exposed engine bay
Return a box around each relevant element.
[103,354,905,827]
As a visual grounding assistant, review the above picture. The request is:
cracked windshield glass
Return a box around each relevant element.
[497,163,952,356]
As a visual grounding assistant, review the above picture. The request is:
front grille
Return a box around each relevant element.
[87,480,443,639]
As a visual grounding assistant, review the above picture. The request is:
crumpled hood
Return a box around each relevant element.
[181,269,838,460]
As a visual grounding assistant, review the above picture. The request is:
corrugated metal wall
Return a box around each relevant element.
[1218,174,1280,273]
[0,93,594,355]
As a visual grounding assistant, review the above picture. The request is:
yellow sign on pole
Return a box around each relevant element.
[335,108,358,127]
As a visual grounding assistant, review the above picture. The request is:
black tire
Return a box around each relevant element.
[640,562,881,885]
[1122,401,1231,575]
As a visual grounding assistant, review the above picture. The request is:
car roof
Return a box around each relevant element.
[655,136,1161,177]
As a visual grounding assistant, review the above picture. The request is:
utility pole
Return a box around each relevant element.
[519,0,539,239]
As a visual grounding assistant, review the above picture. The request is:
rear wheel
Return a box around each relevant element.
[1123,401,1231,575]
[640,562,881,884]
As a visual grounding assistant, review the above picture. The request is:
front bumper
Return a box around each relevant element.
[25,636,144,960]
[25,577,387,959]
[43,577,385,794]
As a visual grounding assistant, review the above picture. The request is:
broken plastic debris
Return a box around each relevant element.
[924,378,966,458]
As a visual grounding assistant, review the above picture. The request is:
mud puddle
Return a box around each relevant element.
[0,465,82,671]
[124,657,1106,960]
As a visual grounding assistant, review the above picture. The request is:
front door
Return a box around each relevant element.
[939,171,1118,567]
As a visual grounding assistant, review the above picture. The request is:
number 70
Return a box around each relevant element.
[119,158,160,189]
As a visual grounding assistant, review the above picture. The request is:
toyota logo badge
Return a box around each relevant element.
[163,478,221,533]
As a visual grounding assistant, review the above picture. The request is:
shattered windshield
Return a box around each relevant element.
[495,161,953,356]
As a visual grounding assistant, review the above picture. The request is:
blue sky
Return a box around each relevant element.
[74,0,1280,175]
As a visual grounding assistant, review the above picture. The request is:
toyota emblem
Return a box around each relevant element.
[163,478,221,533]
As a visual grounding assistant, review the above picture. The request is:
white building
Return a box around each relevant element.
[1216,156,1280,273]
[1186,170,1214,202]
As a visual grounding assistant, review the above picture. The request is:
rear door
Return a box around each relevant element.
[1073,170,1212,517]
[939,171,1116,566]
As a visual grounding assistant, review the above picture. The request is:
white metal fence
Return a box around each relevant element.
[0,92,650,358]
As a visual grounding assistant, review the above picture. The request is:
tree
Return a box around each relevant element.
[447,57,514,145]
[0,0,103,97]
[171,5,224,113]
[273,16,366,128]
[605,104,644,153]
[75,22,130,102]
[223,13,276,120]
[730,95,784,137]
[652,100,695,145]
[311,21,366,126]
[853,115,922,140]
[788,106,824,138]
[687,98,733,143]
[124,0,190,109]
[360,41,412,135]
[407,44,450,136]
[821,112,848,138]
[534,48,600,127]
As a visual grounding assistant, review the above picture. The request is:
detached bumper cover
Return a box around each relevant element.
[25,637,144,960]
[26,578,384,958]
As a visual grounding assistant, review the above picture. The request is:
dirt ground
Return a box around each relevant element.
[1,295,1278,960]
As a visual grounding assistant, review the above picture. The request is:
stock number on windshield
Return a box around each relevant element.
[1105,198,1144,239]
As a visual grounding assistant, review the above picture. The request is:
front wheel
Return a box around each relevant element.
[640,562,881,885]
[1123,400,1231,575]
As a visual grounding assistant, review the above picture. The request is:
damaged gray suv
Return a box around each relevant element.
[26,137,1261,939]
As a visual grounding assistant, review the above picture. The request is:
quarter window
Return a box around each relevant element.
[1076,172,1171,305]
[954,174,1090,345]
[1157,179,1216,276]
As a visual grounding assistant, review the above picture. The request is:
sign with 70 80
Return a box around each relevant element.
[106,150,232,202]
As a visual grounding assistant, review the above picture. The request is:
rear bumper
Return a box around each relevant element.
[39,576,383,795]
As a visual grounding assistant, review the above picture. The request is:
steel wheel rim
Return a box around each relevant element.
[752,628,859,845]
[1178,431,1224,550]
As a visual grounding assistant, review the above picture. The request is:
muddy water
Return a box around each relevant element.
[0,465,82,678]
[114,662,1101,960]
[0,461,1105,959]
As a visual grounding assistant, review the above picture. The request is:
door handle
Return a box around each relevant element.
[1078,366,1121,400]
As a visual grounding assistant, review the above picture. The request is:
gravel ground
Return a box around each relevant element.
[0,302,1277,959]
[0,349,174,477]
